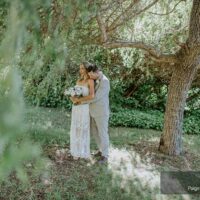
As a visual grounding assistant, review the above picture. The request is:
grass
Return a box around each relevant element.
[0,106,200,200]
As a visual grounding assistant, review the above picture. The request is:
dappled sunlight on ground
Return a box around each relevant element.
[108,146,159,190]
[107,145,192,200]
[148,137,160,142]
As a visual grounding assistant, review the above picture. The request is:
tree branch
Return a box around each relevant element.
[107,0,140,32]
[107,0,159,33]
[96,12,108,42]
[103,41,178,63]
[148,0,185,16]
[95,0,180,64]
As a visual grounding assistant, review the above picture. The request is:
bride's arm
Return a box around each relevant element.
[72,79,95,103]
[69,79,80,104]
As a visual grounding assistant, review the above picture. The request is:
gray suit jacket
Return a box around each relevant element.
[89,74,110,118]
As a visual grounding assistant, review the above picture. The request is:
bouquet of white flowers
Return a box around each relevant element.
[64,86,83,97]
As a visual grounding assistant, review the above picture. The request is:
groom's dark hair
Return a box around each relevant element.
[82,61,99,72]
[81,61,92,70]
[86,63,99,72]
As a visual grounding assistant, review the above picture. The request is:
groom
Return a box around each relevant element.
[75,63,110,163]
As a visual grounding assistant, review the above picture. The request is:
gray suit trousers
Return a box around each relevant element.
[90,115,109,158]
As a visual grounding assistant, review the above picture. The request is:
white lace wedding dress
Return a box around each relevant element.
[70,85,90,159]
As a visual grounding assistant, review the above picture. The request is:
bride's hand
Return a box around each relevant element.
[70,97,76,103]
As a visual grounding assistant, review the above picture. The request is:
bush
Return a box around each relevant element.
[110,109,164,130]
[183,110,200,134]
[110,109,200,135]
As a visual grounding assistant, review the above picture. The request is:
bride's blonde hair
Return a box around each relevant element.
[78,61,91,82]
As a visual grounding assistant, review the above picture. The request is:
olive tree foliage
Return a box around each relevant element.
[0,0,52,181]
[17,0,101,107]
[17,0,195,109]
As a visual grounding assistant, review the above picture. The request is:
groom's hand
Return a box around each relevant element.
[71,97,82,105]
[74,102,81,105]
[73,97,81,104]
[70,96,75,102]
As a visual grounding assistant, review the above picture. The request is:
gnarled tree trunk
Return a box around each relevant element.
[159,63,198,155]
[159,0,200,155]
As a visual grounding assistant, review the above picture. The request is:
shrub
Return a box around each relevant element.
[110,109,164,130]
[110,109,200,135]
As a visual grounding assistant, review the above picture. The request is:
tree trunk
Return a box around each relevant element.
[159,63,198,155]
[159,0,200,155]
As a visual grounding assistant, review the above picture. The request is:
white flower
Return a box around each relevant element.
[64,87,73,96]
[71,90,76,97]
[64,86,83,97]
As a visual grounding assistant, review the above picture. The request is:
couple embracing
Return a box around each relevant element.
[69,62,110,164]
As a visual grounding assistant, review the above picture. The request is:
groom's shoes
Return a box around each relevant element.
[98,156,108,164]
[93,151,102,157]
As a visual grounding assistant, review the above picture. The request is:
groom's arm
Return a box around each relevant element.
[71,79,95,104]
[82,79,110,104]
[72,79,110,104]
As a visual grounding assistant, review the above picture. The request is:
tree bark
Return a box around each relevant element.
[159,0,200,155]
[159,63,198,155]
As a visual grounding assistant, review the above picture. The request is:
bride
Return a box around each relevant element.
[69,62,95,159]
